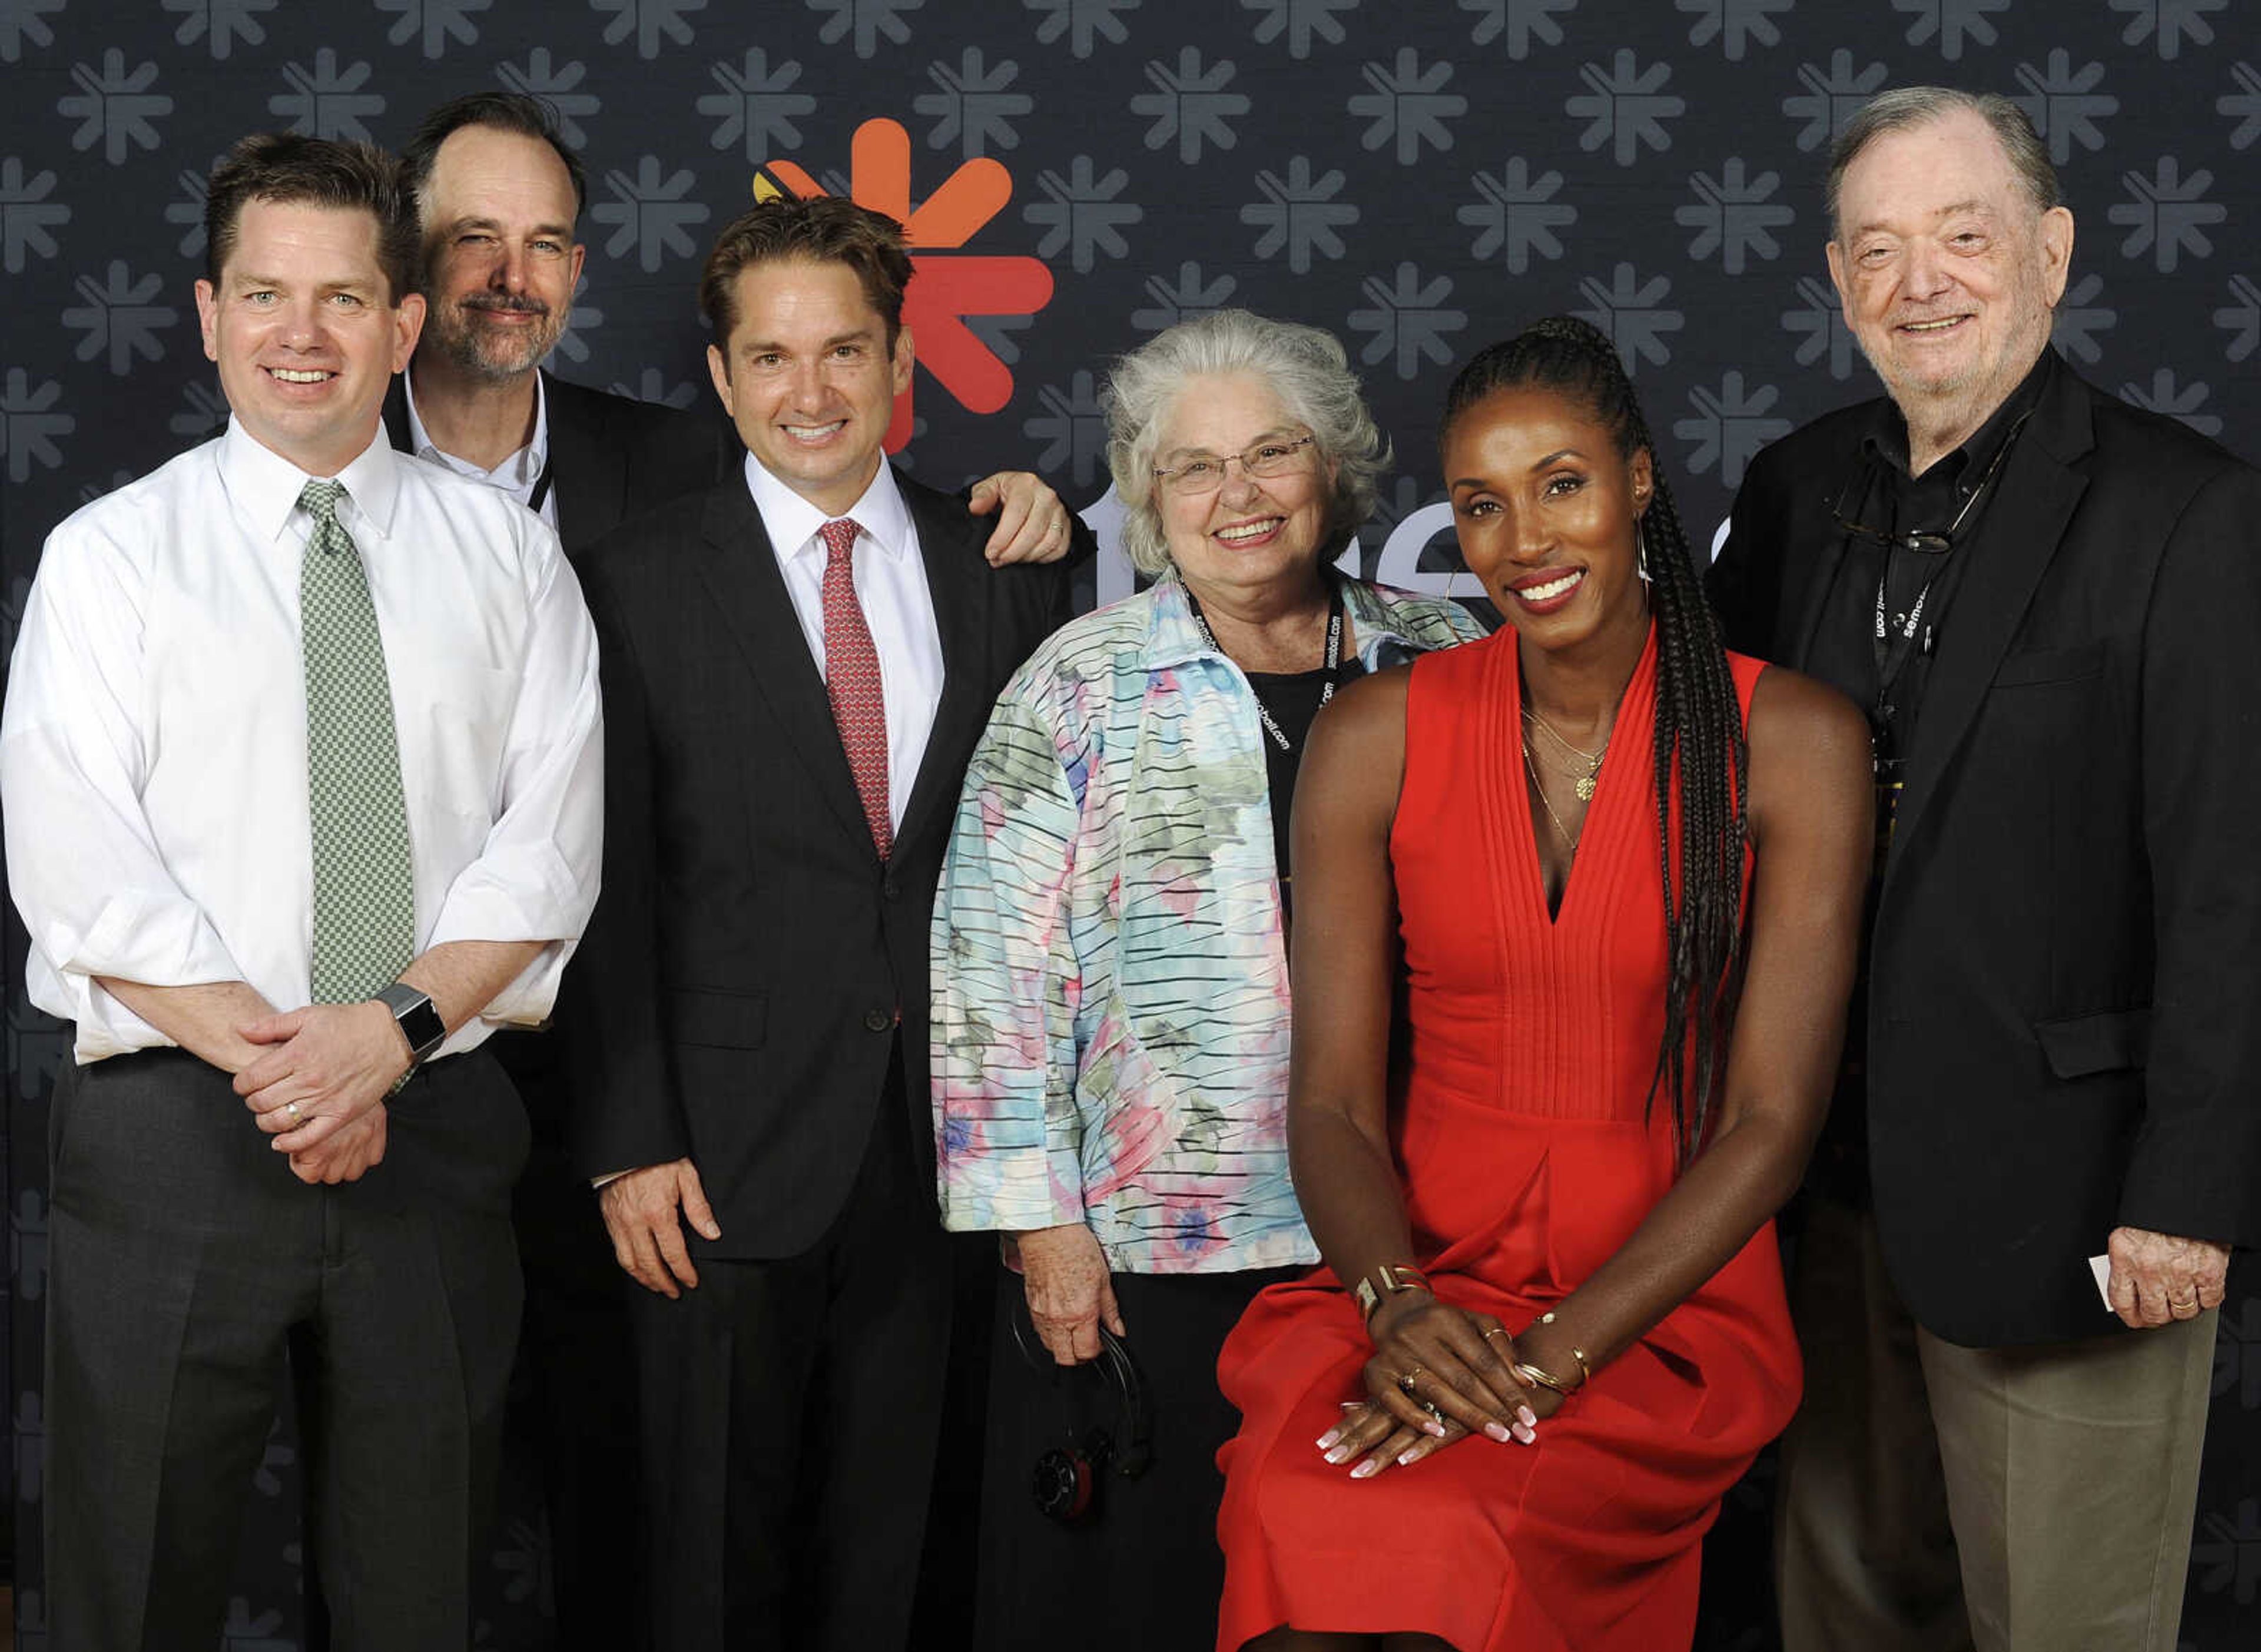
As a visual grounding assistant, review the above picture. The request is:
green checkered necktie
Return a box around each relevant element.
[298,480,416,1004]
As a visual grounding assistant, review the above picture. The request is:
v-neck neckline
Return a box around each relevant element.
[1507,625,1657,929]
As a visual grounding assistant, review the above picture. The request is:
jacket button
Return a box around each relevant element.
[881,878,901,900]
[863,1008,893,1033]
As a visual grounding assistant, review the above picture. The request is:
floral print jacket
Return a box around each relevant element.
[931,570,1483,1273]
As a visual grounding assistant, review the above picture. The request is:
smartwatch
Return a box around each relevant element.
[376,982,447,1089]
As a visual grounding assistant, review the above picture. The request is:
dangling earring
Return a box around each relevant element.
[1635,517,1652,584]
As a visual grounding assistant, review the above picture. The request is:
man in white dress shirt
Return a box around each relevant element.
[0,134,602,1648]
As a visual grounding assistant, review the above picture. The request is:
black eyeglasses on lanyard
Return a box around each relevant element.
[1838,408,2034,824]
[1830,408,2035,559]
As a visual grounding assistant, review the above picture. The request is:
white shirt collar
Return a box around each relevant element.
[402,365,550,492]
[741,452,913,566]
[218,417,400,545]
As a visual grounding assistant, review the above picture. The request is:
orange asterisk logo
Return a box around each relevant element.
[758,119,1056,452]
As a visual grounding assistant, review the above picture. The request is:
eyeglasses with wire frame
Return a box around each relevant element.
[1151,433,1318,498]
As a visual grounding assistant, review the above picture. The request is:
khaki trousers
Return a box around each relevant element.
[1777,1193,2215,1652]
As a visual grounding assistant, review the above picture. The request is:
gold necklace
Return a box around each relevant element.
[1522,736,1583,851]
[1522,705,1608,802]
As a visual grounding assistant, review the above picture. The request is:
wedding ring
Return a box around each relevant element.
[285,1101,302,1125]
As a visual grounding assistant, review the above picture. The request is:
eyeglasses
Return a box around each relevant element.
[1151,433,1317,498]
[1830,410,2033,558]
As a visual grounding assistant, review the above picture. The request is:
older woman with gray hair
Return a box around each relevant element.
[931,309,1482,1650]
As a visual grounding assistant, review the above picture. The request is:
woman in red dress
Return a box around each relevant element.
[1213,317,1872,1652]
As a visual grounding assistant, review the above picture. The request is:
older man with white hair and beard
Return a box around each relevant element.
[1710,87,2261,1652]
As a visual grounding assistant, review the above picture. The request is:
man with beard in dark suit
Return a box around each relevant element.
[387,94,1082,1648]
[1708,87,2261,1652]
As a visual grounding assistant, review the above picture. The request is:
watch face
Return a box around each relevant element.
[393,992,446,1059]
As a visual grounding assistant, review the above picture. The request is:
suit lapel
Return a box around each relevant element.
[1785,514,1851,674]
[895,484,990,856]
[1883,367,2094,881]
[1775,417,1878,673]
[382,377,412,453]
[692,481,875,848]
[541,373,627,550]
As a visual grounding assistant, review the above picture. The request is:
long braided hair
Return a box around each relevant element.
[1439,316,1749,1165]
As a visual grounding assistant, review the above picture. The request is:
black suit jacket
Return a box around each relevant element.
[1710,354,2261,1347]
[383,369,735,556]
[564,469,1072,1256]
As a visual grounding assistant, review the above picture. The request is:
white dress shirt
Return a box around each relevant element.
[403,366,560,534]
[1,419,604,1064]
[744,453,944,832]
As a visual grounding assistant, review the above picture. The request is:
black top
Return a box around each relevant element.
[1245,659,1365,928]
[1805,347,2057,759]
[1799,347,2054,1196]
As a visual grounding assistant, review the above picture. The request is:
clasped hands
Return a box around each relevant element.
[1316,1291,1559,1480]
[233,1000,410,1185]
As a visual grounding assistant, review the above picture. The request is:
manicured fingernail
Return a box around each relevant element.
[1424,1420,1446,1438]
[1317,1427,1341,1449]
[1324,1445,1351,1464]
[1518,1405,1537,1427]
[1351,1459,1379,1478]
[1484,1422,1511,1442]
[1513,1424,1536,1445]
[1397,1447,1423,1465]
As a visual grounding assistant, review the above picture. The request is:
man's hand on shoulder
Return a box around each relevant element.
[600,1157,722,1298]
[967,471,1075,566]
[2106,1225,2230,1328]
[234,1000,410,1157]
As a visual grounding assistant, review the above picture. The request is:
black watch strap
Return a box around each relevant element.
[376,982,447,1067]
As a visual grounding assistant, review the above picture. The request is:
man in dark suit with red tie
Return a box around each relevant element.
[383,97,1080,1650]
[565,194,1073,1651]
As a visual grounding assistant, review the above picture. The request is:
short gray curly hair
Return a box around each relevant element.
[1103,310,1390,577]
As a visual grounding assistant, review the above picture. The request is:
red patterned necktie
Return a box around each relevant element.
[818,516,892,860]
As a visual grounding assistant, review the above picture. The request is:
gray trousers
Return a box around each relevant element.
[1776,1192,2215,1652]
[44,1047,527,1652]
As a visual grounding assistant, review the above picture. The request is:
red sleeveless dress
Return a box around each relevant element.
[1214,625,1799,1652]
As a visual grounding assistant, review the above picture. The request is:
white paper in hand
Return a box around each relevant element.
[2088,1253,2114,1312]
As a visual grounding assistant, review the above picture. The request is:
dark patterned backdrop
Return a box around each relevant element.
[3,0,2256,1646]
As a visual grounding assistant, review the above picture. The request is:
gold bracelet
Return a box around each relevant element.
[1510,1359,1574,1396]
[1536,1311,1592,1385]
[1352,1263,1430,1328]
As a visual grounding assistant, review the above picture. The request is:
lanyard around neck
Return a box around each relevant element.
[1183,577,1345,754]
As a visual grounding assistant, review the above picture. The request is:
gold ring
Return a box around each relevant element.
[1397,1364,1427,1395]
[1483,1326,1509,1344]
[285,1101,302,1125]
